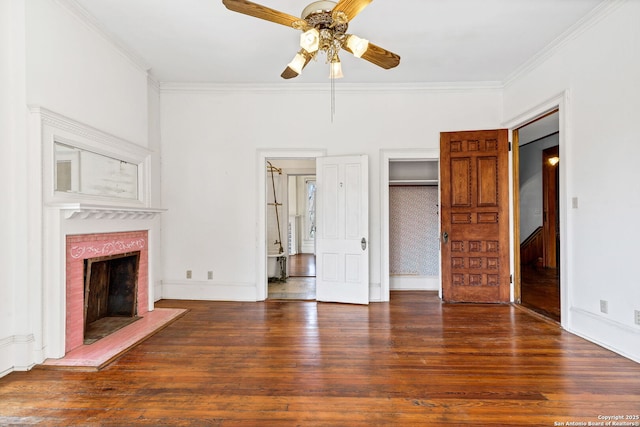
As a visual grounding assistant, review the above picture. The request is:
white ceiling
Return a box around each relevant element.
[72,0,604,85]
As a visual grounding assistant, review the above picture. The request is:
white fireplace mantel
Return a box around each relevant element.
[50,203,166,220]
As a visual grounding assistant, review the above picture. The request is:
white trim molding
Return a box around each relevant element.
[162,280,258,302]
[503,0,626,87]
[160,82,504,95]
[54,0,151,74]
[569,307,640,364]
[0,335,36,378]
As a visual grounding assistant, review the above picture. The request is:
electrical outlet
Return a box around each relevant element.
[207,271,213,280]
[186,270,192,279]
[572,197,579,209]
[600,300,608,314]
[634,310,640,325]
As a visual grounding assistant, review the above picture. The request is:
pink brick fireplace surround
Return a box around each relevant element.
[65,231,149,353]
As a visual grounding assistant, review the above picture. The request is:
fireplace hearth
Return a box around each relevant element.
[83,251,140,344]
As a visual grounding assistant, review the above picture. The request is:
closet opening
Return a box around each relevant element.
[388,160,440,293]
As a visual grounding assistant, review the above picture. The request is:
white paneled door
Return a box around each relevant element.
[315,155,369,304]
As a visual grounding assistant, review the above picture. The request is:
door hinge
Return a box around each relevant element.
[510,274,513,284]
[509,141,512,151]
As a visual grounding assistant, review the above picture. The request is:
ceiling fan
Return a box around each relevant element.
[222,0,401,79]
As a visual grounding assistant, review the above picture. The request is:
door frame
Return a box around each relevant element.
[257,149,327,301]
[503,91,570,327]
[380,148,440,302]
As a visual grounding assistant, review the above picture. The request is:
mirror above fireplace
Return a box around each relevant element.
[55,142,139,200]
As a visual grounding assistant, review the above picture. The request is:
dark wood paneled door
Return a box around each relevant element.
[440,129,510,303]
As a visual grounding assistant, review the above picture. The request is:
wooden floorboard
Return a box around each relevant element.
[521,265,560,322]
[1,292,639,426]
[288,253,315,277]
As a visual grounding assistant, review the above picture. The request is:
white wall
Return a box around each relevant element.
[504,0,640,362]
[1,0,155,377]
[0,0,28,377]
[25,0,148,144]
[160,85,502,301]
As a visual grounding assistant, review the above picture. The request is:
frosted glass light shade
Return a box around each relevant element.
[346,35,369,58]
[288,53,306,74]
[330,61,343,79]
[300,28,320,53]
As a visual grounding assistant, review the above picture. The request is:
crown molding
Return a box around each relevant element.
[147,74,161,93]
[160,81,503,95]
[503,0,627,88]
[53,0,151,75]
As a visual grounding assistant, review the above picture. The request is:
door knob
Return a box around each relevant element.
[361,237,367,250]
[442,232,449,244]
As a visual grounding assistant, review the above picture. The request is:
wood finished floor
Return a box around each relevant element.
[521,265,560,322]
[1,292,639,426]
[288,253,316,277]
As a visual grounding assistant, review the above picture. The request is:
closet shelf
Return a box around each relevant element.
[389,179,438,186]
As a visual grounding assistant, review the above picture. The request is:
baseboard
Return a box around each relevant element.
[0,334,37,378]
[390,275,439,291]
[569,307,640,364]
[161,280,258,301]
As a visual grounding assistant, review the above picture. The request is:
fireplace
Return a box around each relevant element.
[83,251,140,344]
[66,231,149,352]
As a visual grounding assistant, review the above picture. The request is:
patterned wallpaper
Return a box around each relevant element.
[389,186,439,276]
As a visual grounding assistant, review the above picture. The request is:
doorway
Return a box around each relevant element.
[388,160,440,291]
[381,149,440,301]
[265,158,317,300]
[515,111,561,321]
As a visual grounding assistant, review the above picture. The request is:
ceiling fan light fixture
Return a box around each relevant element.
[300,28,320,53]
[346,34,369,58]
[288,52,307,74]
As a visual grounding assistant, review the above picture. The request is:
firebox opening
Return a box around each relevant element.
[84,251,141,344]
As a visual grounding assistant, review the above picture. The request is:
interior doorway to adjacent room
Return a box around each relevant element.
[265,158,317,300]
[514,110,561,322]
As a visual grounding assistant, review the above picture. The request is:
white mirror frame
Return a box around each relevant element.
[34,107,152,207]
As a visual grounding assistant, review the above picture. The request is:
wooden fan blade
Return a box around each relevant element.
[281,52,313,79]
[344,41,400,69]
[332,0,372,22]
[281,67,299,79]
[222,0,300,28]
